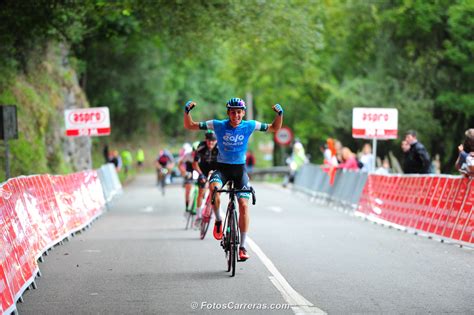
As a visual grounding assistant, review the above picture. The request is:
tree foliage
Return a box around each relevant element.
[0,0,472,172]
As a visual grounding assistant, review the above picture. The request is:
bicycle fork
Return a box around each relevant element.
[220,199,239,253]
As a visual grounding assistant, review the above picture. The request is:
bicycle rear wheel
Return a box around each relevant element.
[226,218,232,272]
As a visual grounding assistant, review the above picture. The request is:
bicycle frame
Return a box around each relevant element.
[211,181,256,277]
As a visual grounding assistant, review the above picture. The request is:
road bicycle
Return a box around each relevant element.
[212,181,256,277]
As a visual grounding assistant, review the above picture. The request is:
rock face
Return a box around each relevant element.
[56,43,92,171]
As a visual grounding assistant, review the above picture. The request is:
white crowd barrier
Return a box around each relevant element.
[294,164,368,210]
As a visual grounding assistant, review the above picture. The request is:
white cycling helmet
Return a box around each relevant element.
[182,142,192,155]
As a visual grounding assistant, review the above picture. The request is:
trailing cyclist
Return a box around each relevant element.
[183,97,283,261]
[156,149,175,185]
[193,130,219,226]
[178,142,196,213]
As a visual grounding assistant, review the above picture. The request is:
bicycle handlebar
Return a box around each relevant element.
[211,187,256,205]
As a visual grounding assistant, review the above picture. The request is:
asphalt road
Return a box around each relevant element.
[17,174,474,314]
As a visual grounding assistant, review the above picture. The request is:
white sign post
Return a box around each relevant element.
[64,107,111,137]
[352,108,398,171]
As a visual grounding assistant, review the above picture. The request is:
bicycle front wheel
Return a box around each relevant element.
[230,208,238,277]
[160,178,166,195]
[226,219,232,272]
[200,216,210,240]
[185,211,194,230]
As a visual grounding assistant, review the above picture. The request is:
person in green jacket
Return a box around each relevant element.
[136,148,145,171]
[121,150,133,175]
[284,141,309,186]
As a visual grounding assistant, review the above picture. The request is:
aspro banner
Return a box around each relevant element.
[352,108,398,139]
[64,107,110,137]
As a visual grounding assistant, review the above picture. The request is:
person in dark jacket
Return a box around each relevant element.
[455,128,474,176]
[403,130,431,174]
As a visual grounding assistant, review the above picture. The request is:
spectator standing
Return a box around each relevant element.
[121,150,133,175]
[403,130,431,174]
[401,140,410,173]
[401,140,410,154]
[334,139,343,164]
[359,143,375,173]
[338,147,359,170]
[283,141,309,187]
[456,128,474,176]
[322,139,338,166]
[291,142,308,170]
[375,158,391,175]
[108,150,122,172]
[136,148,145,170]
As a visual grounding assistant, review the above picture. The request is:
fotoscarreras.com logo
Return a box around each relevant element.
[191,301,291,311]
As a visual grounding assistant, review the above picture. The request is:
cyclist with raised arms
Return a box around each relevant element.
[184,97,283,261]
[193,130,219,225]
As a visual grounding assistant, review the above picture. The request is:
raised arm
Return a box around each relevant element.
[267,104,284,133]
[183,101,201,130]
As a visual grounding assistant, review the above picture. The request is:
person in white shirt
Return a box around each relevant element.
[359,143,375,173]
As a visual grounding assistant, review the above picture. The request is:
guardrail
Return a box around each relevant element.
[293,164,368,210]
[1,164,122,315]
[250,166,290,177]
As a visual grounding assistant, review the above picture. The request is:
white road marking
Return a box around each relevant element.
[141,206,154,213]
[267,206,283,213]
[247,237,326,314]
[82,249,101,253]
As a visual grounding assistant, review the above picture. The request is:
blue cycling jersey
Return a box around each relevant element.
[203,119,268,164]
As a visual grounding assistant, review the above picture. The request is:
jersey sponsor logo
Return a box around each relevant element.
[222,133,245,146]
[223,133,244,142]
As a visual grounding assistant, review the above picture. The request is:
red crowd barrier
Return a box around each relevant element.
[0,170,105,315]
[358,175,473,245]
